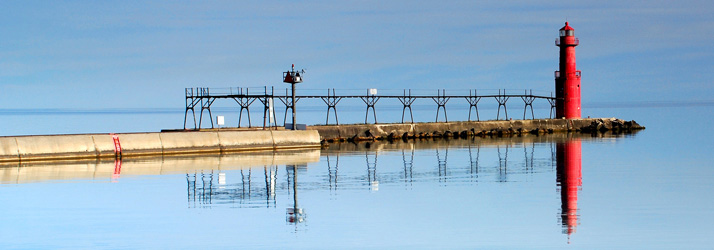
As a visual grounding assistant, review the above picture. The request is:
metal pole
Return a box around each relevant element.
[292,83,297,130]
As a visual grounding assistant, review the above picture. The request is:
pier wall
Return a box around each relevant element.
[309,118,643,141]
[0,130,320,162]
[0,118,642,162]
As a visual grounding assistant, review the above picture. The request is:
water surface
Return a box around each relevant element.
[1,105,713,249]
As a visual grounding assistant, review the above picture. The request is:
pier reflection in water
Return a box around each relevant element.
[321,138,557,187]
[185,166,281,209]
[0,132,606,245]
[334,136,584,240]
[184,163,307,223]
[173,134,588,237]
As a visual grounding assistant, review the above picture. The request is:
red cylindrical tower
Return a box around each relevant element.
[555,22,581,119]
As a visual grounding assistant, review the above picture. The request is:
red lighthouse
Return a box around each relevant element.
[555,22,581,118]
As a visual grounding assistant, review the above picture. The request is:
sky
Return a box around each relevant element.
[0,0,712,111]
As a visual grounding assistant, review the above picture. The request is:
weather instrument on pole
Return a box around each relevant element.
[283,64,304,84]
[283,64,305,130]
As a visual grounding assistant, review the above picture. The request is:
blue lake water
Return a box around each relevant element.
[1,104,713,248]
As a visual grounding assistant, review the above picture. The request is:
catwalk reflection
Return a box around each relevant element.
[179,135,592,239]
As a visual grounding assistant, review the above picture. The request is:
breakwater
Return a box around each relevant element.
[309,118,643,142]
[0,130,320,163]
[0,118,642,162]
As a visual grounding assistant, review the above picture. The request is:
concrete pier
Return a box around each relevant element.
[0,118,642,162]
[0,130,320,163]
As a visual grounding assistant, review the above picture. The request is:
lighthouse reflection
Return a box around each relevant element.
[556,138,582,239]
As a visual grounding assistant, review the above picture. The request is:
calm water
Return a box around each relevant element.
[1,105,714,249]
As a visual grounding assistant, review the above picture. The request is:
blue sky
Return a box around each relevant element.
[0,0,712,110]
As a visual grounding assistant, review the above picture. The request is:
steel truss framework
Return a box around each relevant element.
[183,87,558,129]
